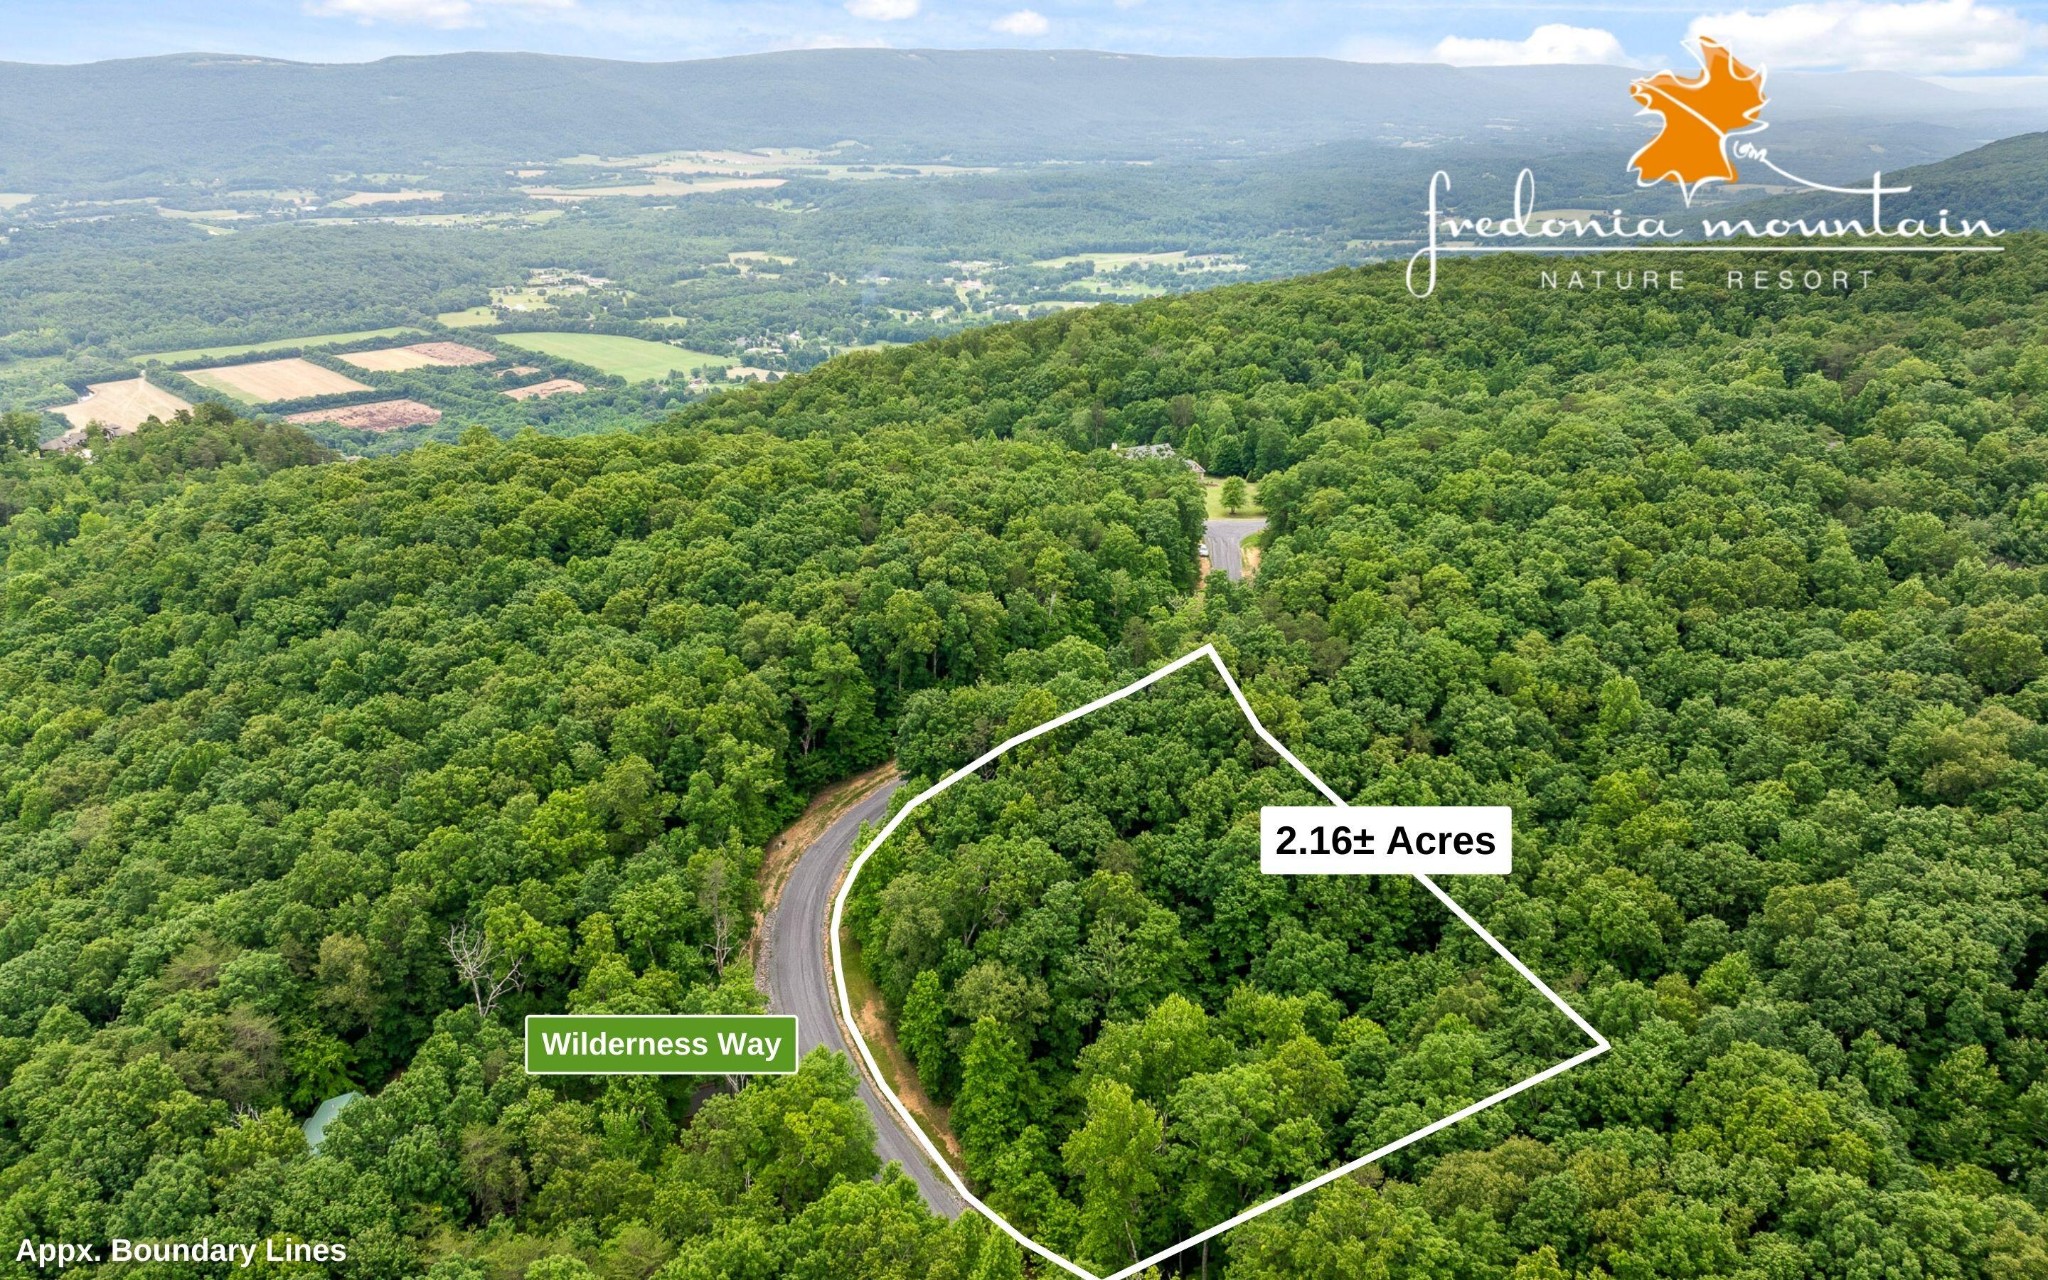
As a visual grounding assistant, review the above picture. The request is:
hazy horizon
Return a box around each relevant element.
[10,0,2048,79]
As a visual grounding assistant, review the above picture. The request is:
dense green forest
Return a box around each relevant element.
[849,665,1592,1273]
[766,242,2048,1275]
[3,240,2047,1278]
[0,402,1197,1277]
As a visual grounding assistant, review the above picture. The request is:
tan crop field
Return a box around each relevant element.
[188,358,370,404]
[339,347,437,371]
[341,341,496,371]
[503,378,586,401]
[56,377,192,431]
[285,399,442,432]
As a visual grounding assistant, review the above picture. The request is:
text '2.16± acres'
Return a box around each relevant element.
[1260,806,1513,875]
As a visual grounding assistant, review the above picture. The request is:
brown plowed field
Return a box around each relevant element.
[284,399,442,432]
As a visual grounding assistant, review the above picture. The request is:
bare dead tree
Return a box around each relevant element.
[700,855,738,977]
[446,921,523,1018]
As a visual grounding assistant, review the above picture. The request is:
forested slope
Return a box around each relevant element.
[849,663,1592,1274]
[2,241,2047,1279]
[792,245,2048,1277]
[0,406,1197,1277]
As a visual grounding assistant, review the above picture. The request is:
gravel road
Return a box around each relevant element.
[758,777,966,1216]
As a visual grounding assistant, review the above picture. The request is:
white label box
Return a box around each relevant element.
[1261,806,1512,875]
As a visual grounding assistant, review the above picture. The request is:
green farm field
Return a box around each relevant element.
[496,332,733,381]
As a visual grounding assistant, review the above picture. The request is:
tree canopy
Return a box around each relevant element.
[3,240,2047,1278]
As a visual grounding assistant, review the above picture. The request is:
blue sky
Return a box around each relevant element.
[7,0,2046,75]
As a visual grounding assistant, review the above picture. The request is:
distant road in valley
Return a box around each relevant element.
[759,777,965,1217]
[1206,516,1265,581]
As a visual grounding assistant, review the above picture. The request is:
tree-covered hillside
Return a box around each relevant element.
[0,406,1197,1277]
[2,242,2047,1278]
[849,664,1591,1275]
[1736,130,2048,239]
[808,245,2048,1276]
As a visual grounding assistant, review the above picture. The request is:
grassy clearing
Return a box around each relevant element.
[1204,477,1263,518]
[497,332,732,382]
[141,328,423,365]
[437,308,498,329]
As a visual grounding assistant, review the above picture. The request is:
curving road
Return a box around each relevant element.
[1206,516,1265,581]
[759,777,966,1216]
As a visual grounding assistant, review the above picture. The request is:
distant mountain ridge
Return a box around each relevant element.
[1,48,2037,190]
[1719,130,2048,232]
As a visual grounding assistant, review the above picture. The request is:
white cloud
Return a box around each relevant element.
[992,9,1051,37]
[844,0,919,20]
[1432,23,1632,66]
[1686,0,2038,72]
[305,0,571,28]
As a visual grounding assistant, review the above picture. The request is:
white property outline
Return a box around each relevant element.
[829,644,1611,1280]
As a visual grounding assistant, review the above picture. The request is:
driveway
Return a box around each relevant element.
[1206,516,1265,581]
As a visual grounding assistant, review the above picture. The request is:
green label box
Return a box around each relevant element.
[525,1014,799,1075]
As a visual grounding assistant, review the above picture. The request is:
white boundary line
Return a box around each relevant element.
[829,643,1610,1280]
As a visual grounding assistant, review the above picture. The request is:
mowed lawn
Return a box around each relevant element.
[1203,477,1263,518]
[140,327,424,364]
[497,332,732,382]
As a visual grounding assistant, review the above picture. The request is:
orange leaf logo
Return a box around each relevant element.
[1628,38,1768,201]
